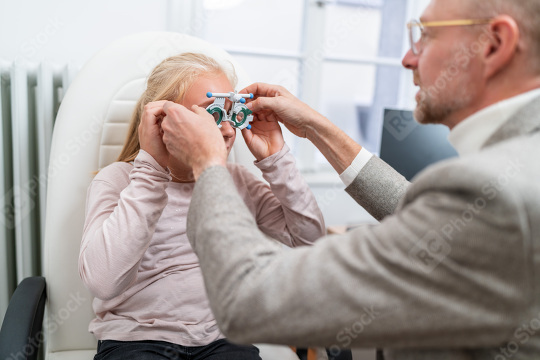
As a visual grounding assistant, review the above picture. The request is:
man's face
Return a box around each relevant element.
[181,73,237,155]
[403,0,486,128]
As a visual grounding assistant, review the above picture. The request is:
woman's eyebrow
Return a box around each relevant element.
[200,99,215,108]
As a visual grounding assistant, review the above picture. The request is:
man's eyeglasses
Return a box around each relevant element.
[407,18,493,55]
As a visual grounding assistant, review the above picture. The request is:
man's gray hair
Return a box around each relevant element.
[469,0,540,71]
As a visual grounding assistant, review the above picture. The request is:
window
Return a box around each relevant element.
[169,0,430,176]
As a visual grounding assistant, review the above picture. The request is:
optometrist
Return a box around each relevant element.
[160,0,540,359]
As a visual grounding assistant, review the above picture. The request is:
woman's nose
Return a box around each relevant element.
[220,121,236,138]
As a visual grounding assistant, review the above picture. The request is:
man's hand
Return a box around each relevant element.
[242,83,327,139]
[243,83,362,175]
[138,100,169,169]
[161,101,227,180]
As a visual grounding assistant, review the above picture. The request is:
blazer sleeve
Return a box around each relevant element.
[345,156,410,221]
[187,164,530,349]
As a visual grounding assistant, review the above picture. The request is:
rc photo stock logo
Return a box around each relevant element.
[1,186,35,230]
[327,305,380,357]
[408,230,452,274]
[384,109,417,142]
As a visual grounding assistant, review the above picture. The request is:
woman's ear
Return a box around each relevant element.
[483,15,520,79]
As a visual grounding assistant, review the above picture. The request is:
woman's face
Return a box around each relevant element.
[181,73,236,155]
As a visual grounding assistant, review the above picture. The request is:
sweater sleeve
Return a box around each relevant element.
[240,144,325,247]
[79,150,171,300]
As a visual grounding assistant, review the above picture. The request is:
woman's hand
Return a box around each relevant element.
[138,100,169,168]
[241,119,285,161]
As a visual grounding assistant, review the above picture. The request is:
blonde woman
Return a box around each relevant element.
[79,53,325,360]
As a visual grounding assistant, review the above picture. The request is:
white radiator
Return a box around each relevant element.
[0,61,77,324]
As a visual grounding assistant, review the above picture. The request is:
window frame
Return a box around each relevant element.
[168,0,425,181]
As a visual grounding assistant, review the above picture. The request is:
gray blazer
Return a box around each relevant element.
[187,96,540,359]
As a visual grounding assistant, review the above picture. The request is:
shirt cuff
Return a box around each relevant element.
[339,148,373,187]
[254,144,289,170]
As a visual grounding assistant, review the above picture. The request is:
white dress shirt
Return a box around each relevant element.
[448,88,540,156]
[339,88,540,186]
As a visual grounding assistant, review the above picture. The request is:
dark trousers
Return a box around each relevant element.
[296,348,353,360]
[94,339,261,360]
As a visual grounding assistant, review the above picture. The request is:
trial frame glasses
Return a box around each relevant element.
[407,18,494,55]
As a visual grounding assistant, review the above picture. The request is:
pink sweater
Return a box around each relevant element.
[79,145,325,346]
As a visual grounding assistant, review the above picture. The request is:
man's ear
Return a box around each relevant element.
[483,15,520,79]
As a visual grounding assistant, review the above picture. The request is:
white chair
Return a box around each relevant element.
[1,32,299,360]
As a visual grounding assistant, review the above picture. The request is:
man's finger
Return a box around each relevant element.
[192,104,208,115]
[241,82,282,99]
[143,100,168,113]
[148,100,168,107]
[240,82,267,97]
[163,101,185,114]
[246,97,276,113]
[191,105,216,123]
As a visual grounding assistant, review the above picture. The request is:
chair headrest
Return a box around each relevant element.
[43,32,256,353]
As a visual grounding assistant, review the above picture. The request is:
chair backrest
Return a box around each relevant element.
[42,32,261,359]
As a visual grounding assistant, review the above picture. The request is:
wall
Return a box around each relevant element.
[0,0,170,67]
[0,0,378,228]
[0,1,434,359]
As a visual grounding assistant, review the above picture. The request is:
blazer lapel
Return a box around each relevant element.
[482,95,540,150]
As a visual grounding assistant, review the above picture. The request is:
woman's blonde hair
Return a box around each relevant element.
[116,52,238,163]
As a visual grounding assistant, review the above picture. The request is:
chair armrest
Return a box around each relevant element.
[0,276,47,360]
